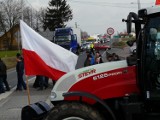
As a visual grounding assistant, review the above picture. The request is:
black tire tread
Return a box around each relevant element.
[45,101,105,120]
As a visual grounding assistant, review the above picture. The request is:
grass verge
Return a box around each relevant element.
[0,50,20,69]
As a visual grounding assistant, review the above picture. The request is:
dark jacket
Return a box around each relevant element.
[0,60,7,75]
[16,59,24,74]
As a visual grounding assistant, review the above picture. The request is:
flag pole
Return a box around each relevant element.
[25,75,31,105]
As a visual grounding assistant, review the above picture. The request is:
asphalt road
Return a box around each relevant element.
[7,68,17,89]
[6,68,35,90]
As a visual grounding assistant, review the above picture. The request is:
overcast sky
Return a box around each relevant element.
[28,0,156,35]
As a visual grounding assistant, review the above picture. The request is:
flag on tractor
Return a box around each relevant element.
[20,20,78,80]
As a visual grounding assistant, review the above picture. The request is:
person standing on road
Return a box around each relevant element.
[16,53,26,91]
[0,58,6,93]
[84,51,91,67]
[95,51,103,64]
[112,53,120,61]
[37,75,48,90]
[84,50,95,67]
[90,42,95,55]
[107,55,113,62]
[0,58,10,91]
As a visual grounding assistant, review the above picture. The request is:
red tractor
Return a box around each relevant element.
[22,6,160,120]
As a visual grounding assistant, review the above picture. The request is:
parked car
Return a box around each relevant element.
[94,43,111,50]
[81,42,90,51]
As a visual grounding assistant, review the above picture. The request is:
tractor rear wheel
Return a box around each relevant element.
[44,102,105,120]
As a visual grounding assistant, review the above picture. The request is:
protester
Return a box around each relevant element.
[112,53,120,61]
[107,55,113,62]
[16,53,26,91]
[84,50,95,67]
[0,58,5,93]
[84,53,92,67]
[114,54,120,61]
[33,75,49,90]
[37,75,49,90]
[33,75,40,88]
[90,52,95,65]
[0,58,10,91]
[44,76,49,88]
[95,51,103,64]
[90,42,95,55]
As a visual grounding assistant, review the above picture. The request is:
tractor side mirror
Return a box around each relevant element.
[71,34,77,41]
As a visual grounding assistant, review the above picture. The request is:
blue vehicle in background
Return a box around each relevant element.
[53,27,81,54]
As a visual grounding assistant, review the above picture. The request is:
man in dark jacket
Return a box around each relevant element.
[0,58,6,93]
[0,58,10,91]
[16,54,26,91]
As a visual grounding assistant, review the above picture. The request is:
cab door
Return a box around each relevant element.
[142,17,160,101]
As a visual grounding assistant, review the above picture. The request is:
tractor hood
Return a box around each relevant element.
[50,60,139,102]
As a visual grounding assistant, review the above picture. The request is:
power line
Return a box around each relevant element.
[68,1,136,8]
[68,0,153,5]
[67,0,154,8]
[25,0,36,11]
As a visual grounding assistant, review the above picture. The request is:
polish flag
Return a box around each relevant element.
[20,20,78,80]
[156,0,160,5]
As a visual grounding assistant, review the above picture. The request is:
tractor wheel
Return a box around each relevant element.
[44,102,105,120]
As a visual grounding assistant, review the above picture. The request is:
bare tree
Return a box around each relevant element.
[0,0,22,49]
[0,11,6,32]
[22,7,47,32]
[37,8,47,31]
[23,6,32,26]
[0,0,49,49]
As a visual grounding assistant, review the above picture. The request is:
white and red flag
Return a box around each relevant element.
[156,0,160,5]
[20,20,78,80]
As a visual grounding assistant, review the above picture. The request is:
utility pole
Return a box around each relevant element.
[21,0,23,20]
[137,0,141,10]
[131,0,141,10]
[75,22,78,28]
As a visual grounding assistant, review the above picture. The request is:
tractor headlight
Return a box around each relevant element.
[50,92,57,99]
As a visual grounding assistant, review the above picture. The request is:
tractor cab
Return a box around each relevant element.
[125,6,160,102]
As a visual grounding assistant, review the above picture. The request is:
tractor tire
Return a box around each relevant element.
[44,102,105,120]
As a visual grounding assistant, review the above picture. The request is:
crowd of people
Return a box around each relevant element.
[84,50,104,67]
[33,76,55,90]
[107,53,120,62]
[0,48,120,94]
[84,49,120,67]
[0,53,28,93]
[0,53,55,94]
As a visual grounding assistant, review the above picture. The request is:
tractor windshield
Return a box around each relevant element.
[144,16,160,90]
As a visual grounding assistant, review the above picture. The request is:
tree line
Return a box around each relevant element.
[0,0,73,50]
[0,0,73,33]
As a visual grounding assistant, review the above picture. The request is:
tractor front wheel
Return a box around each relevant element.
[44,102,105,120]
